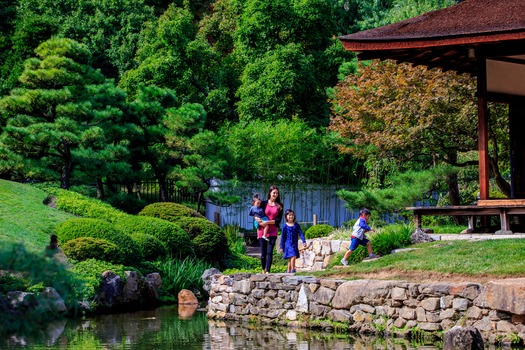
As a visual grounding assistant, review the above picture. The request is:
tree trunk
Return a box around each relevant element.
[60,145,73,189]
[95,178,104,199]
[446,172,461,206]
[158,176,169,202]
[489,130,511,197]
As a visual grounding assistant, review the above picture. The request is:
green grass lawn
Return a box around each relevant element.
[317,238,525,280]
[0,179,74,252]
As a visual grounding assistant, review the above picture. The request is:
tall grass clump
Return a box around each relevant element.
[152,256,213,302]
[223,225,246,255]
[370,223,413,256]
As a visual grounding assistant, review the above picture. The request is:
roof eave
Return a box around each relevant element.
[339,31,525,52]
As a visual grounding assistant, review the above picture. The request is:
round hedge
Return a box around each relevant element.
[113,216,193,258]
[138,202,204,223]
[304,224,334,239]
[175,217,227,260]
[131,233,168,261]
[61,237,122,264]
[54,218,141,265]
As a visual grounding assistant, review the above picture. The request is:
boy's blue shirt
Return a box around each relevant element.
[351,216,372,240]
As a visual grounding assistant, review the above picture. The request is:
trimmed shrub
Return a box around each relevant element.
[62,237,122,264]
[113,216,193,258]
[55,218,141,265]
[46,187,127,222]
[131,233,168,261]
[305,224,334,239]
[138,202,204,222]
[174,217,228,260]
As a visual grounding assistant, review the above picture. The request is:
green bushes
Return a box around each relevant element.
[61,237,121,263]
[305,224,333,239]
[47,187,127,222]
[175,217,228,261]
[369,224,413,256]
[55,218,141,265]
[113,216,193,258]
[131,233,168,261]
[71,259,131,302]
[138,202,204,222]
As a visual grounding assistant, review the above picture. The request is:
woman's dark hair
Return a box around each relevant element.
[266,185,282,205]
[284,209,295,222]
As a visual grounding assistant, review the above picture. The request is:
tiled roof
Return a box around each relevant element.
[341,0,525,41]
[338,0,525,76]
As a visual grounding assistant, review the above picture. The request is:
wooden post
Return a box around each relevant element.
[313,214,318,226]
[413,212,421,229]
[214,212,221,226]
[478,97,490,200]
[477,56,490,201]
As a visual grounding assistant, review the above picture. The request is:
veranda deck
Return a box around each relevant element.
[407,199,525,232]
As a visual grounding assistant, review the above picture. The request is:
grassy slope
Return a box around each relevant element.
[0,179,74,252]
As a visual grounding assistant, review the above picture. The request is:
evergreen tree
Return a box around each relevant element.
[0,38,130,189]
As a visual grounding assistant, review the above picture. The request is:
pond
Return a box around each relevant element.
[0,305,458,349]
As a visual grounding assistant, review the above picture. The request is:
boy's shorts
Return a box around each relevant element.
[349,236,369,251]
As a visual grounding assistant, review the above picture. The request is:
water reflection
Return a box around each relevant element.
[1,306,441,350]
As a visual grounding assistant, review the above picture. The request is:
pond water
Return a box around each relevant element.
[0,305,471,350]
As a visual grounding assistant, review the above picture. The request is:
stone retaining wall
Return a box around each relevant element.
[296,238,348,271]
[206,272,525,345]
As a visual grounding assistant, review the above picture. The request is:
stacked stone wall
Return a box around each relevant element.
[206,273,525,345]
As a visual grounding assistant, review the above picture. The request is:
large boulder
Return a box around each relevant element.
[443,326,484,350]
[178,289,198,305]
[202,268,221,293]
[95,270,162,310]
[411,228,435,244]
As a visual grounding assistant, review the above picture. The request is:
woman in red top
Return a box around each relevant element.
[254,185,283,274]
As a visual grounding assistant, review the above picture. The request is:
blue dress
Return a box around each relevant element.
[280,222,306,259]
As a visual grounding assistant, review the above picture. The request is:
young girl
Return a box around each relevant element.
[280,209,306,273]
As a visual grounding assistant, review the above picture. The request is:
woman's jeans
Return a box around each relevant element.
[259,236,277,272]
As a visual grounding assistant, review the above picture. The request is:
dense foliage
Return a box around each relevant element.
[113,215,194,258]
[304,224,334,239]
[139,202,205,221]
[174,217,227,263]
[55,218,142,265]
[2,0,452,199]
[61,237,121,263]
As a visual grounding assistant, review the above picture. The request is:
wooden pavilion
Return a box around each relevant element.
[338,0,525,232]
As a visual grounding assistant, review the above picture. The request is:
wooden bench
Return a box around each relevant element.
[407,199,525,231]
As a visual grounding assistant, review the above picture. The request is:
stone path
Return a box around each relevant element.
[431,233,525,241]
